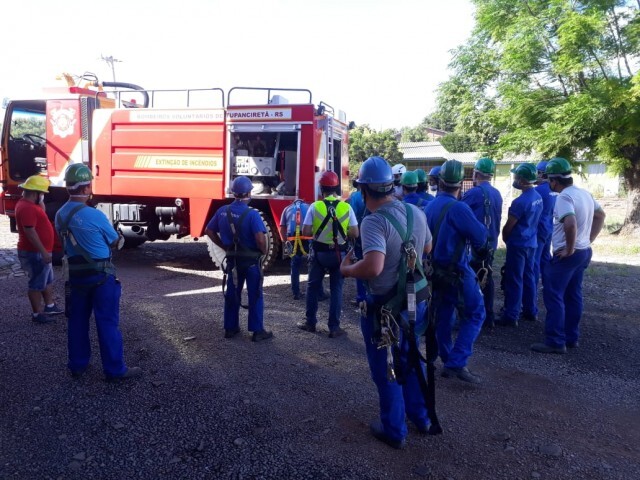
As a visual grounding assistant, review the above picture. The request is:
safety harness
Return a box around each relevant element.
[473,185,493,289]
[313,199,349,261]
[373,203,442,435]
[284,201,312,257]
[221,205,264,309]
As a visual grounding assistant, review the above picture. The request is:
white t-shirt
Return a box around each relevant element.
[551,185,602,252]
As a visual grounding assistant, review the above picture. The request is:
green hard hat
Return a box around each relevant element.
[545,157,572,176]
[439,159,464,185]
[414,168,427,183]
[400,171,418,187]
[474,157,495,175]
[510,163,537,183]
[64,163,93,186]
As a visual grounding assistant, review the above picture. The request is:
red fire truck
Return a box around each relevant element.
[0,78,353,268]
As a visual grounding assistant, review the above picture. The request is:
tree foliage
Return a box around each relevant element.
[348,125,402,177]
[437,0,640,229]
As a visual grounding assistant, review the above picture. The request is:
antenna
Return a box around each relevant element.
[100,54,122,82]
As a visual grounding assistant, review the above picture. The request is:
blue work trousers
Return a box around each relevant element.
[224,261,264,332]
[433,269,485,369]
[503,245,537,322]
[361,299,429,443]
[67,273,127,377]
[542,248,592,348]
[534,234,552,288]
[290,253,304,296]
[306,250,344,331]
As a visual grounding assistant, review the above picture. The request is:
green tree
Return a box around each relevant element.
[438,0,640,232]
[440,132,478,153]
[348,125,403,177]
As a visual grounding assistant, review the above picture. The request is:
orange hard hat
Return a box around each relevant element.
[319,171,339,187]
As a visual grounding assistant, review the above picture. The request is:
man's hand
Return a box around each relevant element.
[340,248,355,277]
[41,252,52,264]
[554,247,574,259]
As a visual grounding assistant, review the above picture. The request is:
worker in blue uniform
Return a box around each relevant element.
[461,157,503,328]
[205,176,273,342]
[347,179,368,304]
[533,160,556,288]
[414,169,435,203]
[531,157,606,353]
[279,199,310,300]
[400,171,431,208]
[55,164,141,381]
[497,163,543,326]
[427,166,441,195]
[425,160,489,384]
[341,156,434,449]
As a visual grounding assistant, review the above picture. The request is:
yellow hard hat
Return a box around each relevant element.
[18,175,50,193]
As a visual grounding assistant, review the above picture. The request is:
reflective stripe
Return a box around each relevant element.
[311,196,350,245]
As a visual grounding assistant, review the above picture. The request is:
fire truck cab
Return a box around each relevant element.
[0,82,352,269]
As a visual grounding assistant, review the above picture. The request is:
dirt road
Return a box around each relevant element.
[0,210,638,479]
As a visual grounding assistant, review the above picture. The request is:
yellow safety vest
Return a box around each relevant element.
[311,195,350,245]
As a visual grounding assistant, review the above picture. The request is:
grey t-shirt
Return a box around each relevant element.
[361,200,431,295]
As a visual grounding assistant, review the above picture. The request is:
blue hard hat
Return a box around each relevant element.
[357,156,393,184]
[231,176,253,195]
[428,166,441,177]
[536,160,549,172]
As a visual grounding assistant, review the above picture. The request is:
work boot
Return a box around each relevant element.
[32,313,55,324]
[224,328,240,339]
[441,366,481,384]
[495,316,518,327]
[106,366,142,382]
[530,342,567,354]
[70,366,88,379]
[252,330,274,342]
[318,292,329,302]
[369,420,405,449]
[566,341,579,349]
[296,321,316,333]
[293,292,304,300]
[520,312,538,322]
[328,327,346,338]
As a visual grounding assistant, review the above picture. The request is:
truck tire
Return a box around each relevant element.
[205,210,280,271]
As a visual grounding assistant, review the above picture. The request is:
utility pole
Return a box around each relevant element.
[100,54,122,82]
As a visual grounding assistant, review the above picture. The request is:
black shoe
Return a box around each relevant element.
[495,316,518,327]
[224,328,240,339]
[328,327,346,338]
[293,292,304,300]
[318,293,329,302]
[32,313,55,324]
[441,366,481,384]
[521,312,538,322]
[252,330,274,342]
[43,303,64,315]
[482,319,495,330]
[369,420,405,449]
[70,366,88,379]
[297,321,316,333]
[106,366,142,382]
[531,342,566,354]
[566,341,579,349]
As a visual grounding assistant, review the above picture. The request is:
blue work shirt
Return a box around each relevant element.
[506,188,543,248]
[56,201,118,259]
[403,192,431,209]
[280,201,309,237]
[207,200,266,250]
[425,192,488,271]
[417,191,435,203]
[535,182,556,242]
[347,190,366,225]
[461,182,503,250]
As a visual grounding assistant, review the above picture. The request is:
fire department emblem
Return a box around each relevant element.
[50,108,77,138]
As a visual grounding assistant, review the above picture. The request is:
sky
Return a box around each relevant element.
[1,0,475,131]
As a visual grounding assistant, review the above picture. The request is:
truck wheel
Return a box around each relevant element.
[205,210,280,271]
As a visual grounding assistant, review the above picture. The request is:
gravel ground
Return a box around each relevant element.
[0,213,639,480]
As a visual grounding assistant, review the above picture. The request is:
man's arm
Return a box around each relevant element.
[341,250,385,279]
[254,231,267,255]
[558,215,577,257]
[502,215,518,243]
[423,239,432,255]
[347,225,359,239]
[23,227,52,263]
[590,209,606,243]
[205,228,226,251]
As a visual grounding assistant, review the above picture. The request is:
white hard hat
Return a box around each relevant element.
[391,164,406,175]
